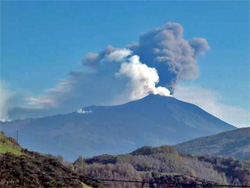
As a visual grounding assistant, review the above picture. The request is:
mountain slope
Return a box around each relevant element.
[75,145,250,187]
[0,145,103,187]
[0,132,23,155]
[1,95,235,160]
[175,128,250,160]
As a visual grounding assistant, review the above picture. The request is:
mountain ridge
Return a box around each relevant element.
[175,127,250,160]
[1,94,235,160]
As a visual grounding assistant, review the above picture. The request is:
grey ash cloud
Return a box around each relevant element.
[128,22,210,93]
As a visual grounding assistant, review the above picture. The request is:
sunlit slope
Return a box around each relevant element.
[0,132,23,155]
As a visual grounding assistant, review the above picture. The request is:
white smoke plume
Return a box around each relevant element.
[117,55,170,100]
[76,108,93,114]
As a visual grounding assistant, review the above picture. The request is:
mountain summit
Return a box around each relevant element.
[1,95,235,160]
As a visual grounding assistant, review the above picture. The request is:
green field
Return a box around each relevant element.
[0,133,23,155]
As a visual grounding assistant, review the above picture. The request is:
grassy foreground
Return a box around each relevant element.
[0,132,23,155]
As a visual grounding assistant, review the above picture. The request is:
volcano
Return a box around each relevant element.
[1,95,235,160]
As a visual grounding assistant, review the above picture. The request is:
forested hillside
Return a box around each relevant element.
[1,133,249,188]
[73,146,250,187]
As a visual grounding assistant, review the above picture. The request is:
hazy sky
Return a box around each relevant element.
[1,1,249,127]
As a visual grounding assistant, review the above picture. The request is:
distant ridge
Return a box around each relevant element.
[1,94,235,160]
[175,127,250,160]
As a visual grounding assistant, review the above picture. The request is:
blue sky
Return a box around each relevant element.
[1,1,249,127]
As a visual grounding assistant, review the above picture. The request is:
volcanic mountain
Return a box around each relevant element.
[1,95,235,160]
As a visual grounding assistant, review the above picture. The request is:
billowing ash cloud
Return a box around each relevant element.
[82,46,132,68]
[128,22,210,93]
[4,22,209,120]
[8,47,171,120]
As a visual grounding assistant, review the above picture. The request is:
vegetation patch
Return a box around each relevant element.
[0,132,23,155]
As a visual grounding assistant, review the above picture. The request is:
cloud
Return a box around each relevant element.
[173,85,250,128]
[106,48,132,62]
[0,81,28,121]
[0,81,11,121]
[128,22,210,93]
[4,22,211,120]
[81,46,131,68]
[8,47,171,120]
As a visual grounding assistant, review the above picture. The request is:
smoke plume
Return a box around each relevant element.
[3,22,209,120]
[117,55,170,100]
[128,22,210,93]
[0,81,10,121]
